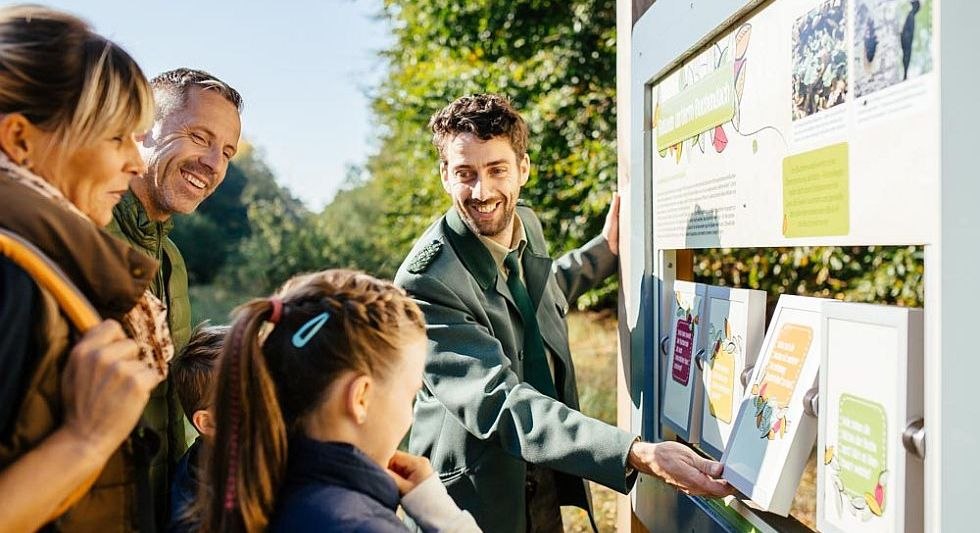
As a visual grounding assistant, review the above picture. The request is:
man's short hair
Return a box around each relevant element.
[428,94,528,163]
[172,324,228,421]
[150,67,243,119]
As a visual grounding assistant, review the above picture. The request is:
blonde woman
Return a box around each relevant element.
[0,5,171,531]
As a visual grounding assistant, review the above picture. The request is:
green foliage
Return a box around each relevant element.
[695,246,924,309]
[170,164,248,284]
[180,0,923,327]
[366,0,620,307]
[171,145,305,286]
[181,0,624,316]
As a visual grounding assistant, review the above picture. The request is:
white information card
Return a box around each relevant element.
[661,281,707,442]
[817,302,923,533]
[722,294,823,516]
[697,285,766,459]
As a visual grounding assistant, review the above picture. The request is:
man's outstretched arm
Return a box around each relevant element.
[401,272,732,498]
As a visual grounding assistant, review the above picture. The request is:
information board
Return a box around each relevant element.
[650,0,938,249]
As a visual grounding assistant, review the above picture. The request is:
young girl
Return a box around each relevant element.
[201,269,479,532]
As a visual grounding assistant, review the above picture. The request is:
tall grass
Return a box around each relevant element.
[562,311,619,532]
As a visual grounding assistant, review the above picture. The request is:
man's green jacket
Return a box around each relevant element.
[395,206,637,532]
[106,191,190,526]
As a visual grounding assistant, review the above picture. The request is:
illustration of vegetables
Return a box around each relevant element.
[864,470,887,517]
[712,125,728,153]
[826,444,887,520]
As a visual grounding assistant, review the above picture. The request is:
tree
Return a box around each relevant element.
[171,143,304,286]
[366,0,620,306]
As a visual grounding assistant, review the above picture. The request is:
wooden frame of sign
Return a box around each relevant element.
[661,280,707,442]
[817,303,924,533]
[697,285,767,459]
[722,294,823,516]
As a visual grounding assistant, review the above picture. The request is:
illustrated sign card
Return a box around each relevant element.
[817,303,923,533]
[661,281,707,442]
[648,0,939,249]
[722,295,823,516]
[697,286,767,459]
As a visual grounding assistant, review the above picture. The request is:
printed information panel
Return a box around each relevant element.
[818,303,924,533]
[650,0,938,249]
[697,286,767,459]
[661,281,708,442]
[722,295,823,516]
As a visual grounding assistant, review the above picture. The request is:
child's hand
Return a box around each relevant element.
[386,450,434,495]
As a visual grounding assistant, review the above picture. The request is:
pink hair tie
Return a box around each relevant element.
[269,297,283,324]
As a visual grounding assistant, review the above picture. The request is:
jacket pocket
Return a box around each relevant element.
[440,447,524,531]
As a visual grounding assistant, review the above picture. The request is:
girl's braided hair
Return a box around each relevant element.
[200,269,425,533]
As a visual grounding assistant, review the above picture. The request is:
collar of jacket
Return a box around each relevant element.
[444,207,552,306]
[112,191,175,252]
[444,207,500,291]
[0,172,157,321]
[285,437,400,512]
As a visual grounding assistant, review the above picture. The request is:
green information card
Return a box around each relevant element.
[837,394,888,515]
[782,142,850,238]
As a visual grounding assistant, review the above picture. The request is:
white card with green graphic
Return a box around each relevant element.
[818,303,924,533]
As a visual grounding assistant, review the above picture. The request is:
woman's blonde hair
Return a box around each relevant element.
[0,5,153,155]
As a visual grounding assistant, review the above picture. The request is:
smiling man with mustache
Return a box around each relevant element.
[106,67,242,530]
[395,94,731,533]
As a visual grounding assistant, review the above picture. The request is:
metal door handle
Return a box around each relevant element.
[740,366,755,388]
[902,418,926,459]
[803,388,819,417]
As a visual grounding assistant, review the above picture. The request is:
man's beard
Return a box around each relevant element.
[459,197,515,238]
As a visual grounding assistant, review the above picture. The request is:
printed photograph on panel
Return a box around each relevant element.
[854,0,933,97]
[791,0,848,120]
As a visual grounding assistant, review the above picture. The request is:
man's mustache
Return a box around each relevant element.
[465,197,507,208]
[180,162,217,182]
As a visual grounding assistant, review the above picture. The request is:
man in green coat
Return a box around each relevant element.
[107,68,242,528]
[395,94,732,532]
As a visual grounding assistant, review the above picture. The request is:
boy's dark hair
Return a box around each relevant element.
[173,324,229,422]
[428,93,529,163]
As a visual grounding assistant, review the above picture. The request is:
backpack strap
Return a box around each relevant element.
[0,228,101,519]
[0,228,99,331]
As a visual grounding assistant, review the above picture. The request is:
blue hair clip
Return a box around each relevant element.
[292,311,330,348]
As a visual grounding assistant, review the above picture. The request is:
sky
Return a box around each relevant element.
[49,0,393,209]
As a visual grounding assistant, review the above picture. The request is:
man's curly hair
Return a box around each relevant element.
[428,94,529,163]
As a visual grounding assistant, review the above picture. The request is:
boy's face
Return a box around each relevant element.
[192,407,217,441]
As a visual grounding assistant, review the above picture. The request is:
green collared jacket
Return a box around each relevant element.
[395,206,637,533]
[106,191,189,527]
